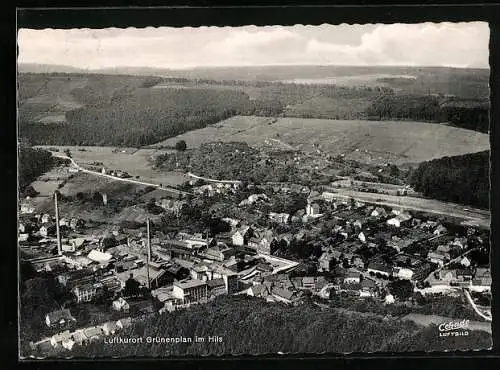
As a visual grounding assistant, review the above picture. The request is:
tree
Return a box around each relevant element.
[175,140,187,151]
[24,185,39,198]
[64,149,72,158]
[387,280,414,301]
[124,275,141,298]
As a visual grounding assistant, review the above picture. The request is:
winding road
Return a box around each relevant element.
[54,154,192,196]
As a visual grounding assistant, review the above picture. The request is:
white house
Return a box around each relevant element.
[20,202,35,214]
[112,297,130,312]
[433,224,448,236]
[321,192,337,203]
[371,207,387,218]
[460,257,471,267]
[305,202,321,216]
[269,212,290,224]
[344,270,361,284]
[393,267,414,280]
[385,294,395,304]
[386,213,412,228]
[358,231,366,243]
[50,330,72,348]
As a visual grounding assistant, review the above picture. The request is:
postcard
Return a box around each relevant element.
[17,20,491,358]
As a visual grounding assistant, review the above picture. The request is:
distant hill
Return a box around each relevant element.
[18,63,88,74]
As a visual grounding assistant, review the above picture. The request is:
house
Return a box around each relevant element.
[69,218,85,230]
[45,309,76,328]
[20,201,35,214]
[385,294,395,304]
[248,231,277,255]
[367,263,392,277]
[393,267,414,280]
[59,218,69,227]
[470,268,491,292]
[437,269,458,283]
[318,253,333,272]
[321,192,337,203]
[460,256,471,267]
[41,213,52,223]
[71,330,87,346]
[207,278,227,297]
[358,231,367,243]
[351,256,365,269]
[231,226,253,246]
[433,224,448,236]
[305,202,321,216]
[246,284,270,298]
[271,286,302,305]
[344,270,361,284]
[102,321,119,336]
[73,282,103,303]
[50,330,72,348]
[172,279,208,304]
[156,199,186,215]
[386,212,412,228]
[302,276,317,290]
[371,207,388,218]
[62,244,76,253]
[203,244,235,262]
[456,269,474,281]
[39,223,57,237]
[451,237,468,249]
[427,251,449,267]
[112,297,130,312]
[269,212,290,224]
[116,318,132,330]
[83,326,103,343]
[87,249,113,263]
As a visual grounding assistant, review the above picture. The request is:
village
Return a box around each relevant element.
[18,157,491,357]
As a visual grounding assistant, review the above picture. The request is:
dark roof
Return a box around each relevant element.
[46,309,75,323]
[207,278,225,288]
[272,287,295,300]
[368,263,393,274]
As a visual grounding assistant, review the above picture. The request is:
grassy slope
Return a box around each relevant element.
[153,115,490,165]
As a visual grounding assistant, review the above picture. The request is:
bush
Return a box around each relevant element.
[175,140,187,151]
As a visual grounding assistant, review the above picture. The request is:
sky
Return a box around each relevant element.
[18,22,489,70]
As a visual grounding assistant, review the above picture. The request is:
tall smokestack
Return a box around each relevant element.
[54,191,62,256]
[146,218,151,290]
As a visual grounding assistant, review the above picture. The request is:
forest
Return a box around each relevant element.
[18,72,489,148]
[65,295,491,357]
[365,93,489,133]
[18,144,55,192]
[409,150,490,209]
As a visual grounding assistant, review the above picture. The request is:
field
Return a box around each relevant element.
[36,145,188,186]
[152,115,490,165]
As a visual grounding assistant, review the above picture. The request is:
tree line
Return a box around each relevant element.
[409,150,489,209]
[67,295,491,357]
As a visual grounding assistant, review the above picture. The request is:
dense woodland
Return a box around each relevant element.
[18,72,489,147]
[366,93,489,133]
[18,144,55,192]
[409,151,490,209]
[65,296,490,357]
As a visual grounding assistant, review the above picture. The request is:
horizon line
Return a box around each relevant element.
[18,62,490,71]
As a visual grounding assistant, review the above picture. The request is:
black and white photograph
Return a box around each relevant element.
[17,21,492,358]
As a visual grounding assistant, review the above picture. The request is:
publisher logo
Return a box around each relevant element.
[438,320,470,337]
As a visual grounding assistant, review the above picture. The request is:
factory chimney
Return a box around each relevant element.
[54,191,62,256]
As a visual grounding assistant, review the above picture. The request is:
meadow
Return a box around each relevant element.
[153,115,490,165]
[36,145,188,186]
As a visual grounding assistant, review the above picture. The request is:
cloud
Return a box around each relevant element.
[17,22,489,69]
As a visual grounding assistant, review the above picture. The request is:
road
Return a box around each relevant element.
[322,186,490,229]
[53,154,192,196]
[463,288,492,322]
[186,172,242,185]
